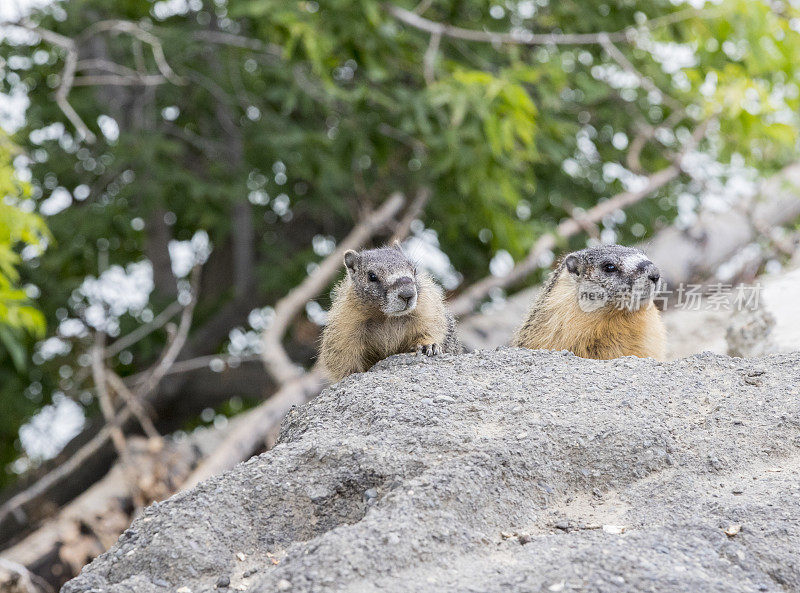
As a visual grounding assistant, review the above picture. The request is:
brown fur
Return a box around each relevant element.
[513,267,666,360]
[321,273,457,382]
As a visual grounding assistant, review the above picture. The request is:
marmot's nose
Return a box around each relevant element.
[396,278,416,302]
[648,270,661,284]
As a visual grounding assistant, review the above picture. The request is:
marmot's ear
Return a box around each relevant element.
[565,255,580,275]
[344,250,359,272]
[391,240,404,253]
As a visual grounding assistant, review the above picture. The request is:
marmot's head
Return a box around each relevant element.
[563,245,661,313]
[343,242,419,317]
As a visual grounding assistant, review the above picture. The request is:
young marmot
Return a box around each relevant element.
[320,242,461,382]
[513,245,666,360]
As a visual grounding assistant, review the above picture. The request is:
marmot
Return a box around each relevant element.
[512,245,666,360]
[320,242,461,382]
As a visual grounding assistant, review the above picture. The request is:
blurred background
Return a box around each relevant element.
[1,0,800,589]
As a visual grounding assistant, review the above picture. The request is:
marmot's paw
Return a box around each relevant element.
[415,343,442,356]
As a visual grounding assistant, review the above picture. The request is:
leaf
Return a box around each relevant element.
[0,326,26,373]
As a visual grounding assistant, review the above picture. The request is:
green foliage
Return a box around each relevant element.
[0,137,48,345]
[0,136,49,488]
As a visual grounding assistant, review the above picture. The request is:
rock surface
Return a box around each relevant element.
[62,349,800,593]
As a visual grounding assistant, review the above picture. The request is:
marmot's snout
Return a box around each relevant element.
[634,259,661,285]
[616,257,662,311]
[385,276,418,316]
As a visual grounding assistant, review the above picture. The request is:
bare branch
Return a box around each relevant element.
[162,122,227,158]
[626,109,686,173]
[391,187,431,242]
[449,120,710,317]
[75,58,141,77]
[133,265,201,399]
[78,20,184,84]
[72,73,166,86]
[378,123,428,156]
[0,558,54,593]
[1,17,184,141]
[191,30,282,58]
[90,333,129,464]
[1,20,99,142]
[106,300,183,358]
[598,35,683,112]
[642,5,725,30]
[144,352,263,378]
[386,4,626,44]
[185,70,241,137]
[182,368,326,490]
[562,199,601,240]
[2,269,202,526]
[626,123,653,173]
[105,370,161,441]
[1,433,212,577]
[25,22,98,143]
[68,299,184,394]
[423,31,441,85]
[261,193,406,384]
[385,4,720,47]
[0,408,132,532]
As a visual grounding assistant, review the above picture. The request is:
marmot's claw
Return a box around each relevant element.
[415,343,442,356]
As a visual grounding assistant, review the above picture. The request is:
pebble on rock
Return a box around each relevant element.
[216,575,230,588]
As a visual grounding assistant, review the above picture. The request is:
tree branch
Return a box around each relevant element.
[598,34,684,112]
[75,58,140,77]
[413,0,435,15]
[0,409,131,535]
[181,367,326,490]
[423,30,441,85]
[0,558,54,593]
[391,187,431,242]
[128,352,263,379]
[17,20,99,143]
[191,30,282,58]
[133,265,201,399]
[90,333,130,465]
[106,300,183,358]
[626,109,686,173]
[1,17,188,142]
[71,74,166,86]
[385,4,629,44]
[77,20,184,84]
[386,4,720,47]
[105,370,160,441]
[0,266,202,532]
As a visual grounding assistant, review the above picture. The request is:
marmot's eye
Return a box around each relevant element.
[603,263,618,274]
[367,271,379,282]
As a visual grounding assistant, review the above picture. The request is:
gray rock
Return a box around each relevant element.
[727,306,777,358]
[62,349,800,593]
[215,575,230,588]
